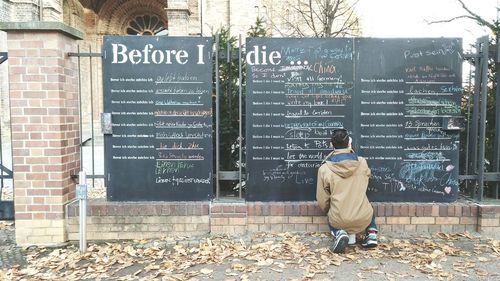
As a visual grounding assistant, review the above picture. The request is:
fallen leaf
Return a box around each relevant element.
[476,269,488,276]
[256,258,273,266]
[200,268,213,275]
[356,272,367,279]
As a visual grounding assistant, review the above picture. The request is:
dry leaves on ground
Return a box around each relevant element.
[4,232,499,281]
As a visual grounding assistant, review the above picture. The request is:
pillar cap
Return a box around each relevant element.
[0,21,84,40]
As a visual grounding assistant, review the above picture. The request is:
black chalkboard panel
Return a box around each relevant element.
[103,36,213,201]
[246,38,355,201]
[245,38,462,202]
[354,38,462,202]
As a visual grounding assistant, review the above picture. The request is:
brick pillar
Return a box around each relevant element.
[6,27,81,245]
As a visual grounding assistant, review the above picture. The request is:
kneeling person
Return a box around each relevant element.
[316,129,378,253]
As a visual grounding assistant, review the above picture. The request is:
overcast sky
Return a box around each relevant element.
[356,0,498,48]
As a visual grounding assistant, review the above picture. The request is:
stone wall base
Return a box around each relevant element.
[65,200,500,241]
[16,219,66,246]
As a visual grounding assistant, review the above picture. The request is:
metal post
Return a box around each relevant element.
[464,87,472,190]
[478,36,489,201]
[464,54,472,191]
[0,109,3,190]
[215,35,220,199]
[470,40,482,198]
[89,45,95,188]
[238,35,243,199]
[200,0,203,36]
[227,41,232,121]
[494,35,500,199]
[77,45,83,169]
[78,171,87,253]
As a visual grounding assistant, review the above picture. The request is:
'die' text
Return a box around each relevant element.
[111,43,207,65]
[246,45,282,65]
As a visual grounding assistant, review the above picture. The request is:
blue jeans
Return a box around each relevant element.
[329,214,377,236]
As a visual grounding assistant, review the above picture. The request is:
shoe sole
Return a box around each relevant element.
[331,235,349,253]
[362,241,378,248]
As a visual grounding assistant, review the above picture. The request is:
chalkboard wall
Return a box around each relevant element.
[103,36,213,201]
[246,38,462,202]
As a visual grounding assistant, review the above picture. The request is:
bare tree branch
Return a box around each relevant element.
[428,0,499,36]
[268,0,360,38]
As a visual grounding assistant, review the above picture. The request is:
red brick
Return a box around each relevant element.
[423,205,432,216]
[222,205,235,213]
[50,205,64,213]
[42,83,60,90]
[33,213,45,220]
[26,66,40,74]
[23,40,44,48]
[46,213,64,220]
[15,213,33,220]
[24,108,47,115]
[308,204,322,216]
[371,203,378,216]
[10,66,26,74]
[200,204,210,215]
[299,204,308,216]
[392,204,400,216]
[379,204,386,216]
[40,49,60,57]
[235,205,246,213]
[270,204,285,216]
[461,205,471,217]
[284,204,298,216]
[23,74,45,82]
[261,204,271,215]
[416,205,424,217]
[27,189,50,196]
[10,99,28,107]
[26,173,49,180]
[408,203,417,217]
[471,206,478,216]
[11,116,29,124]
[49,189,65,196]
[385,204,393,217]
[247,204,259,215]
[15,204,26,212]
[454,205,462,217]
[439,205,448,216]
[447,205,455,216]
[398,204,408,216]
[28,205,50,212]
[10,82,28,90]
[431,205,439,217]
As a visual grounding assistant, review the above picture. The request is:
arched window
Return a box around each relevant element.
[126,15,167,36]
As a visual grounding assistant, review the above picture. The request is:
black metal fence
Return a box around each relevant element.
[1,37,498,214]
[0,51,13,220]
[460,36,500,201]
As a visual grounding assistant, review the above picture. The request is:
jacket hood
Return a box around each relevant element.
[323,148,360,178]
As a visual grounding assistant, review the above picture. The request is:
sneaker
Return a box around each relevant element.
[362,232,378,248]
[331,230,349,253]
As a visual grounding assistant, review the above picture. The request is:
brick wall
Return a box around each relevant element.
[210,202,247,234]
[66,200,499,241]
[372,202,478,235]
[245,202,329,233]
[66,201,210,240]
[477,205,500,237]
[7,30,80,245]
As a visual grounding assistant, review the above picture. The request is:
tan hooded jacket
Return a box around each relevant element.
[316,148,373,234]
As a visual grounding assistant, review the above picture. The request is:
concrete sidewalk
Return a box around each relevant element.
[1,221,499,280]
